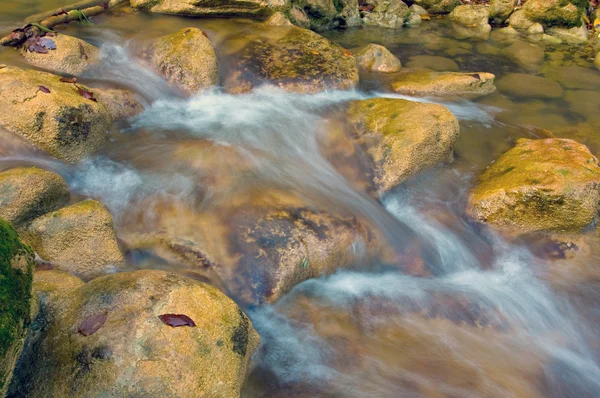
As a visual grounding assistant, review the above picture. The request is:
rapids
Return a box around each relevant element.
[1,5,600,397]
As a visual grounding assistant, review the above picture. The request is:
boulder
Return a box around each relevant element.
[467,138,600,233]
[0,66,111,163]
[527,22,545,35]
[0,168,69,229]
[9,270,259,398]
[146,28,219,95]
[409,4,428,15]
[299,0,340,30]
[496,73,564,99]
[412,0,460,14]
[130,0,288,17]
[347,98,459,192]
[449,5,490,26]
[508,9,536,30]
[361,0,411,29]
[288,5,311,27]
[405,11,422,25]
[390,69,496,97]
[0,218,34,396]
[20,34,99,76]
[405,55,459,71]
[489,0,516,24]
[224,26,358,93]
[502,40,545,71]
[93,88,144,119]
[354,43,402,73]
[523,0,585,28]
[546,24,588,43]
[338,0,362,27]
[265,11,293,25]
[27,200,124,280]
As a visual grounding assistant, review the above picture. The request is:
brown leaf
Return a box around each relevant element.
[159,314,196,327]
[470,73,481,81]
[358,4,375,12]
[78,313,107,336]
[60,76,78,83]
[76,85,97,102]
[38,85,51,93]
[101,2,109,9]
[421,14,431,20]
[343,49,352,57]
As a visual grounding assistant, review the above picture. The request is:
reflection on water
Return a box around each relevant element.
[1,5,600,397]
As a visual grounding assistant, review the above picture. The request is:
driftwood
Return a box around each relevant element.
[25,0,112,23]
[0,0,129,47]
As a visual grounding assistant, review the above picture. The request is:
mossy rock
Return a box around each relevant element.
[353,43,401,73]
[361,0,410,29]
[8,270,260,397]
[391,69,496,97]
[0,218,34,396]
[450,4,490,26]
[130,0,289,17]
[467,138,600,233]
[348,98,459,192]
[0,167,69,230]
[0,66,111,163]
[412,0,460,14]
[145,27,219,95]
[224,26,358,93]
[523,0,586,28]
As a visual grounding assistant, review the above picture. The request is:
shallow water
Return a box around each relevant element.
[2,3,600,397]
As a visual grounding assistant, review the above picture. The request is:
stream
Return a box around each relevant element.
[2,3,600,397]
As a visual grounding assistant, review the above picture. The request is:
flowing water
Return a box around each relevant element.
[2,3,600,397]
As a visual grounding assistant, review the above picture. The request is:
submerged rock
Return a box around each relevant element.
[348,98,459,192]
[361,0,410,29]
[20,34,100,76]
[496,73,564,99]
[405,55,459,71]
[523,0,585,28]
[130,0,288,17]
[542,65,600,89]
[353,43,401,73]
[10,270,259,397]
[146,28,219,95]
[502,40,545,71]
[390,69,496,97]
[0,218,34,397]
[225,26,358,93]
[27,200,124,280]
[0,66,111,163]
[467,138,600,233]
[0,168,69,229]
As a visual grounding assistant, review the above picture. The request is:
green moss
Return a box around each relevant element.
[0,218,33,358]
[230,310,249,357]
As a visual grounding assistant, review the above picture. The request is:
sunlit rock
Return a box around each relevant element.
[361,0,410,29]
[0,168,69,230]
[145,27,219,95]
[0,218,34,397]
[0,66,111,163]
[20,34,99,76]
[27,200,124,280]
[412,0,460,14]
[508,9,536,30]
[9,270,259,397]
[467,138,600,233]
[523,0,585,28]
[390,69,496,97]
[353,43,401,73]
[489,0,516,24]
[131,0,289,17]
[347,98,459,192]
[266,11,293,25]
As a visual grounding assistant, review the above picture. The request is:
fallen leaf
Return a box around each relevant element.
[421,14,431,20]
[311,50,320,55]
[159,314,196,327]
[38,37,56,50]
[76,85,97,101]
[78,313,107,336]
[29,43,48,54]
[358,4,375,11]
[343,49,352,57]
[38,85,51,93]
[60,76,78,83]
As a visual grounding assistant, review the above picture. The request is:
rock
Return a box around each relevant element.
[27,200,124,280]
[496,73,564,99]
[0,218,34,397]
[450,21,491,40]
[546,24,588,43]
[338,0,362,27]
[412,0,460,14]
[354,43,402,73]
[542,65,600,89]
[450,4,490,26]
[146,28,218,95]
[467,138,600,233]
[0,66,111,163]
[405,55,459,71]
[266,11,293,25]
[0,168,69,229]
[405,11,422,25]
[224,26,358,93]
[563,90,600,119]
[391,69,496,97]
[508,9,536,30]
[527,22,545,35]
[362,0,410,29]
[300,0,340,30]
[288,5,311,28]
[523,0,584,28]
[595,54,600,71]
[20,34,100,76]
[476,42,501,55]
[348,98,459,192]
[502,40,545,71]
[93,88,144,119]
[489,0,516,24]
[130,0,288,17]
[409,4,427,15]
[9,270,259,398]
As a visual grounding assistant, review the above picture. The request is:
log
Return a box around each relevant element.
[25,0,109,24]
[0,0,128,47]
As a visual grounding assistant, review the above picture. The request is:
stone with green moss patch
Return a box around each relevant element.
[523,0,586,28]
[468,138,600,233]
